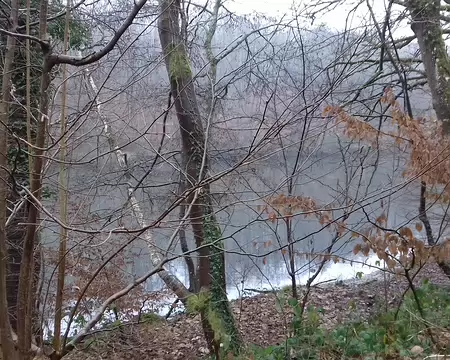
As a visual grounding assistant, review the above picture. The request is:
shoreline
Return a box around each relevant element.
[66,262,450,360]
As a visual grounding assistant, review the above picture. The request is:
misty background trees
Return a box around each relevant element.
[1,0,450,359]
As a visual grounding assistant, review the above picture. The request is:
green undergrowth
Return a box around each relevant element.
[222,281,450,359]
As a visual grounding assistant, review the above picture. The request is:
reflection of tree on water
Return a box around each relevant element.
[40,130,419,301]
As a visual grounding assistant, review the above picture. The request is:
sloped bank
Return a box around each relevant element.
[65,262,450,360]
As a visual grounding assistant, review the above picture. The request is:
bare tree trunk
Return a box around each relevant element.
[158,0,213,347]
[6,196,27,333]
[17,0,50,357]
[178,175,197,292]
[0,0,20,358]
[419,181,450,277]
[53,0,71,350]
[286,217,297,299]
[157,0,241,356]
[392,0,450,277]
[406,0,450,133]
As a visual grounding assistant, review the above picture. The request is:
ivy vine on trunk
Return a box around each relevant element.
[157,0,241,357]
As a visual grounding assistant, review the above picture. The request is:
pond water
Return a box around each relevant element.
[41,132,426,338]
[140,140,419,295]
[44,134,421,287]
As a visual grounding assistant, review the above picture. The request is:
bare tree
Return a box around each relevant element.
[157,0,241,356]
[0,0,20,357]
[302,0,450,278]
[0,0,172,358]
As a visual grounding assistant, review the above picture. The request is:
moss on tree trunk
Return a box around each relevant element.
[203,212,242,356]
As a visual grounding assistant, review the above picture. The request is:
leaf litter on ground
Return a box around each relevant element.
[65,262,450,360]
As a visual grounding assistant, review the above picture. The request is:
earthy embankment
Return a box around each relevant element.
[67,263,450,360]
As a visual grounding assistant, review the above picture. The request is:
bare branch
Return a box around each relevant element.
[61,265,165,356]
[49,0,150,67]
[0,28,47,47]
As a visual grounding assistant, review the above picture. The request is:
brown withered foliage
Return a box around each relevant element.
[324,88,449,189]
[260,194,343,231]
[352,222,450,272]
[257,194,347,266]
[323,87,450,273]
[255,89,450,275]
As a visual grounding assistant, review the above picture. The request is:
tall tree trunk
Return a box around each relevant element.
[406,0,450,278]
[0,0,20,357]
[406,0,450,133]
[6,197,28,333]
[53,0,71,350]
[2,0,41,341]
[17,0,50,357]
[157,0,241,356]
[4,41,42,346]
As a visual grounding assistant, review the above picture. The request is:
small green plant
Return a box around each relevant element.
[231,281,450,360]
[187,289,210,313]
[141,312,162,324]
[188,289,232,357]
[331,282,450,358]
[73,314,87,329]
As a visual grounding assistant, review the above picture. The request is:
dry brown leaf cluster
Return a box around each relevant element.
[259,194,327,219]
[325,88,450,196]
[261,194,348,233]
[353,228,450,271]
[321,88,450,271]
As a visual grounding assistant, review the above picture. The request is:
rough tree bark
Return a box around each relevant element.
[0,0,20,357]
[1,0,42,341]
[157,0,241,356]
[405,0,450,133]
[404,0,450,278]
[16,0,51,356]
[53,0,71,351]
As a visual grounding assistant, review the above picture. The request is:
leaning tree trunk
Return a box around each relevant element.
[157,0,241,356]
[406,0,450,278]
[84,69,191,301]
[406,0,450,134]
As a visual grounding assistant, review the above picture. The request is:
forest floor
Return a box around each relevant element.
[66,263,450,360]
